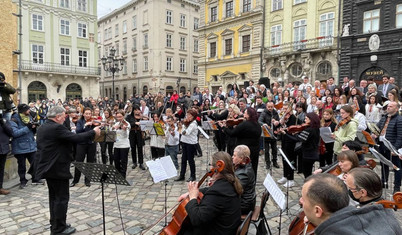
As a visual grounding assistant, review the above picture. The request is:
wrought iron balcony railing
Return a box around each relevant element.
[19,60,101,76]
[266,36,337,56]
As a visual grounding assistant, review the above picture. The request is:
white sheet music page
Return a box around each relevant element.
[159,156,177,179]
[263,173,286,211]
[146,156,177,183]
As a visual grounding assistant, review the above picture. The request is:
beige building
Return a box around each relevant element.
[263,0,340,84]
[97,0,200,99]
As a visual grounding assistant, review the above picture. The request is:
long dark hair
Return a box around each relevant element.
[306,112,320,128]
[212,152,243,195]
[246,107,258,123]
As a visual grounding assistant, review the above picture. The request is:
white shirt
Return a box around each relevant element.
[165,124,180,146]
[180,120,198,144]
[113,121,131,148]
[140,106,149,118]
[365,104,381,124]
[354,112,367,131]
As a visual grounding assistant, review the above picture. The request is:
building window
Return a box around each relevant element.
[226,1,233,17]
[115,43,119,56]
[271,24,282,46]
[77,0,87,12]
[194,39,198,52]
[293,19,306,50]
[122,21,127,34]
[132,36,137,51]
[397,5,402,28]
[32,14,43,31]
[166,57,172,71]
[193,60,198,74]
[242,35,250,52]
[143,10,148,25]
[166,10,172,24]
[180,36,186,50]
[144,56,148,71]
[115,24,119,36]
[144,33,148,48]
[166,34,172,47]
[32,44,44,64]
[60,0,70,8]
[319,12,334,47]
[270,68,281,78]
[243,0,251,13]
[318,61,332,75]
[363,9,380,33]
[294,0,306,4]
[132,59,137,73]
[225,38,232,55]
[123,63,127,74]
[210,6,217,22]
[132,15,137,29]
[180,14,186,28]
[60,48,70,66]
[107,27,112,40]
[77,23,87,38]
[123,39,127,54]
[60,19,70,35]
[272,0,282,11]
[78,50,87,67]
[194,17,199,29]
[291,63,303,77]
[210,42,216,57]
[180,58,186,72]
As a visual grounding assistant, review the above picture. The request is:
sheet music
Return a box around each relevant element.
[320,127,334,143]
[198,126,210,139]
[140,120,154,131]
[145,156,177,183]
[263,174,286,211]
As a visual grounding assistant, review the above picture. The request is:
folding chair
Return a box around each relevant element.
[241,190,272,235]
[237,210,252,235]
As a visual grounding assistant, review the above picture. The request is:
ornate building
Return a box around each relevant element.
[18,0,99,103]
[197,0,263,93]
[263,0,340,85]
[97,0,200,99]
[340,0,402,86]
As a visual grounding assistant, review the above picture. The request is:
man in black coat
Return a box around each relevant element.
[36,106,100,235]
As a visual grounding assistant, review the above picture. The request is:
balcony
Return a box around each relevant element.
[20,60,101,76]
[266,36,337,57]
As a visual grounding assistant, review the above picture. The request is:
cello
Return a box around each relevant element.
[159,160,225,235]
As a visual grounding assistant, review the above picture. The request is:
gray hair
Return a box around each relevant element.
[368,84,377,90]
[47,106,66,118]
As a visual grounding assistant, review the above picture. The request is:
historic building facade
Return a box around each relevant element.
[263,0,340,85]
[197,0,263,93]
[18,0,99,103]
[340,0,402,86]
[97,0,200,99]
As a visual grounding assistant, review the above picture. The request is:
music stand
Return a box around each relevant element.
[73,162,130,235]
[278,148,296,215]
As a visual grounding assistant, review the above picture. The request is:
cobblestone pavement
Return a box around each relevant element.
[1,137,401,235]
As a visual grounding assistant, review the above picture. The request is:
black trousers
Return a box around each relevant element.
[180,142,196,178]
[114,148,129,179]
[100,142,114,165]
[0,154,6,188]
[151,147,165,159]
[129,130,144,165]
[302,158,316,179]
[15,152,37,183]
[46,178,69,233]
[264,138,278,166]
[73,143,96,184]
[282,142,296,181]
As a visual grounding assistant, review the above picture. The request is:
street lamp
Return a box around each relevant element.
[101,47,125,101]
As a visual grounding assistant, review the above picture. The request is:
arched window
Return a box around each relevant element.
[166,85,174,95]
[133,86,137,95]
[123,87,127,101]
[180,86,186,94]
[317,61,332,75]
[28,81,47,102]
[290,63,303,77]
[270,68,281,78]
[143,85,148,95]
[66,83,82,100]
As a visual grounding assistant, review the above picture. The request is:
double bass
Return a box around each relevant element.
[160,160,225,235]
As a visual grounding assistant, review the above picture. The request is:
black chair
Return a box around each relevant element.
[237,210,252,235]
[241,190,272,235]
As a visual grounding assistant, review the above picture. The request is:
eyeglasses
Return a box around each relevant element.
[349,186,360,192]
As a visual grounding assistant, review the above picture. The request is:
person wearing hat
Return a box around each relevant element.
[10,103,44,189]
[0,72,16,121]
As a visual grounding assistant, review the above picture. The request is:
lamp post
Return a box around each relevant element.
[101,47,125,101]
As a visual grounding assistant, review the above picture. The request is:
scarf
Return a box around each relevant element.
[19,113,30,125]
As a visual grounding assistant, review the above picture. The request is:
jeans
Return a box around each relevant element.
[165,145,179,169]
[15,152,37,183]
[380,145,402,189]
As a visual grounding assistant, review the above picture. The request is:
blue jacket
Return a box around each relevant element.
[10,113,37,154]
[377,112,402,149]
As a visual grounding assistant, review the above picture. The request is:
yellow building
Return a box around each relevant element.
[197,0,263,93]
[263,0,340,84]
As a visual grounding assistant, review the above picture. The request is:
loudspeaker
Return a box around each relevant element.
[259,77,270,89]
[244,81,250,88]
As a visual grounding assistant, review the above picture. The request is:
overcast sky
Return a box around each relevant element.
[98,0,132,18]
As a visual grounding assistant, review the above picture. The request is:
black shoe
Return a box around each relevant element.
[19,182,27,189]
[85,182,91,187]
[139,164,146,170]
[132,163,137,169]
[32,179,45,185]
[273,161,280,169]
[175,176,185,181]
[187,177,195,182]
[52,226,76,235]
[265,164,271,170]
[70,182,77,187]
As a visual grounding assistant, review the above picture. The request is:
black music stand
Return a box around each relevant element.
[73,162,130,235]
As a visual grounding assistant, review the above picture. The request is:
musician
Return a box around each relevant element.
[165,115,180,169]
[209,101,228,151]
[331,105,357,155]
[175,110,199,182]
[100,109,115,165]
[150,113,165,159]
[374,101,402,194]
[222,107,262,179]
[319,109,337,167]
[345,168,383,206]
[233,145,256,214]
[225,104,242,156]
[139,99,149,119]
[275,102,297,187]
[71,108,97,187]
[300,174,402,235]
[112,110,130,179]
[179,152,242,235]
[351,101,367,131]
[258,101,280,169]
[126,105,146,170]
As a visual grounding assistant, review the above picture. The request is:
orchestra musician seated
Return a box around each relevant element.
[178,152,242,235]
[345,168,383,207]
[232,145,256,215]
[300,174,402,235]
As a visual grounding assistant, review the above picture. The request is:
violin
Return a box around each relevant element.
[160,160,225,235]
[376,192,402,210]
[287,123,309,134]
[335,116,352,131]
[226,118,244,127]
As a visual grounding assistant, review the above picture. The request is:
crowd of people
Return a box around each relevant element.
[1,72,402,234]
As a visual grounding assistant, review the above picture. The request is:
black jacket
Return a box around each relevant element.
[235,163,256,214]
[258,109,279,126]
[288,127,320,160]
[0,120,13,155]
[224,120,262,152]
[184,178,241,235]
[36,119,95,179]
[377,112,402,149]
